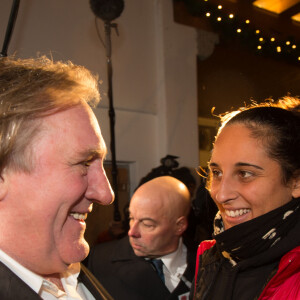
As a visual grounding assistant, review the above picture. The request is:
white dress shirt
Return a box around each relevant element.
[160,238,187,292]
[0,249,95,299]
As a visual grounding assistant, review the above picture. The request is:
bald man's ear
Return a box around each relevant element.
[175,216,188,236]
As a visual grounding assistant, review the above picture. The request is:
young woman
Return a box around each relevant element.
[191,97,300,300]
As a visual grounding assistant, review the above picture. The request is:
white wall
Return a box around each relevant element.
[0,0,198,192]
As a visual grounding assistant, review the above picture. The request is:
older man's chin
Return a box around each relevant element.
[62,238,90,267]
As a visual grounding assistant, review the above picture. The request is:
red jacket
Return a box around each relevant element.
[194,241,300,300]
[258,245,300,299]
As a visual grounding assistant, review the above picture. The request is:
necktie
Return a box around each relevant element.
[150,259,165,283]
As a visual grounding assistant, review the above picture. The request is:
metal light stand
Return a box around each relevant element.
[104,21,121,222]
[0,0,20,57]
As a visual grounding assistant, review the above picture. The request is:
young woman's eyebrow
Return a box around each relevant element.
[235,162,264,170]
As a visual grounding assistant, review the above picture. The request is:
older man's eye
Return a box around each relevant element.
[81,156,97,167]
[82,160,92,167]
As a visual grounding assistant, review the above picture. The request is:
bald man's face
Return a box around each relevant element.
[128,193,181,257]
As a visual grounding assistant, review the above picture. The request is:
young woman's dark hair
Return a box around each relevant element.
[216,97,300,184]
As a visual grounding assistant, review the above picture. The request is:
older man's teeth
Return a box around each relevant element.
[70,213,87,221]
[225,209,250,217]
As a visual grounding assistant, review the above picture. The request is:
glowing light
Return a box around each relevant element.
[206,12,211,17]
[259,37,264,42]
[256,30,260,34]
[277,46,281,53]
[229,14,234,18]
[257,45,262,50]
[245,20,250,24]
[270,37,275,42]
[292,45,297,49]
[253,0,298,15]
[217,17,222,21]
[218,5,222,9]
[286,41,291,46]
[237,28,242,33]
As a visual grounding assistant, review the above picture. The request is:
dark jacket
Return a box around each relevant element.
[87,236,196,300]
[0,261,111,300]
[191,241,300,300]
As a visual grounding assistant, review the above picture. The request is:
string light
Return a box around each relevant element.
[186,0,300,63]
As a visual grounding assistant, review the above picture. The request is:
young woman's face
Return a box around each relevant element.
[209,124,299,230]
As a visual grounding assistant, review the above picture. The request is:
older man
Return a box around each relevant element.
[0,56,114,299]
[88,176,196,300]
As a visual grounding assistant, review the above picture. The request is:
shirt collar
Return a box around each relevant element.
[0,248,81,297]
[160,238,187,275]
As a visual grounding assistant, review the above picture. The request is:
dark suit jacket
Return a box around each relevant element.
[87,236,196,300]
[0,261,111,300]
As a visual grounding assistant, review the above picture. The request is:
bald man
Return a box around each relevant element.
[87,176,197,300]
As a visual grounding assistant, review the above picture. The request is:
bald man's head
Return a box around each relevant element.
[128,176,191,257]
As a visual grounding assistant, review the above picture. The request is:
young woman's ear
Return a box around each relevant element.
[291,175,300,199]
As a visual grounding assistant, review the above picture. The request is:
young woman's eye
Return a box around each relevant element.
[239,170,253,178]
[211,169,222,179]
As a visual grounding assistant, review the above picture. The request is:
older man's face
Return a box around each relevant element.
[2,103,114,274]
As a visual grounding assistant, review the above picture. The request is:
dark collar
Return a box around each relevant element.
[78,263,114,300]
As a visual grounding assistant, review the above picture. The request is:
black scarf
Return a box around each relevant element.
[213,197,300,264]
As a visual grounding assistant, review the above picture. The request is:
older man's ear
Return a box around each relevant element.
[0,172,9,200]
[175,216,188,236]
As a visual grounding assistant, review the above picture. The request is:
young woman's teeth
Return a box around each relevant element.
[225,209,250,217]
[70,213,87,220]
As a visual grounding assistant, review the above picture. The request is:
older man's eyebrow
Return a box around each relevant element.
[76,147,107,160]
